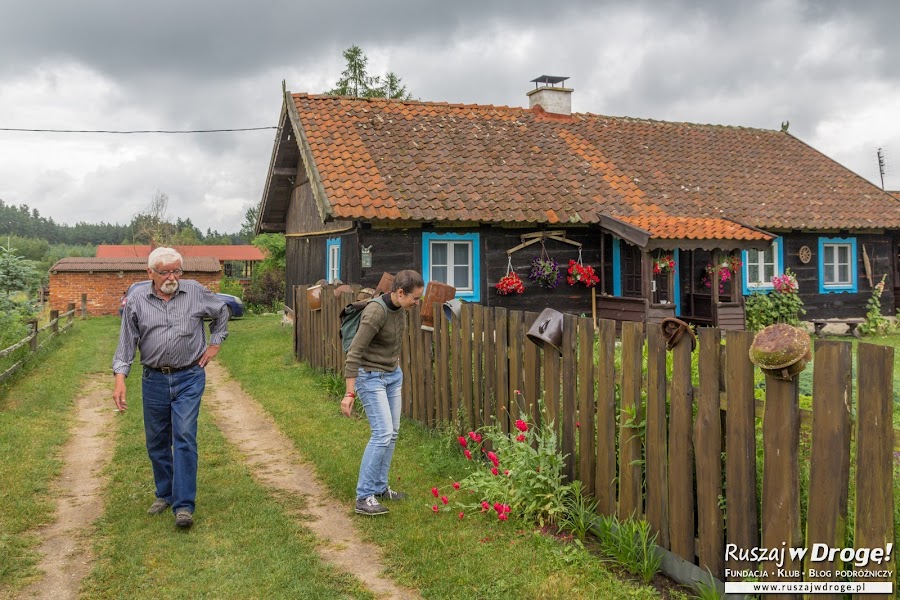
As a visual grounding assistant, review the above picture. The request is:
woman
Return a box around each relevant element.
[341,270,425,516]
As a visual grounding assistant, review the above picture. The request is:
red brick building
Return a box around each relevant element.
[96,245,265,283]
[48,257,222,316]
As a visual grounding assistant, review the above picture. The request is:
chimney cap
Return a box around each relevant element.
[531,75,569,88]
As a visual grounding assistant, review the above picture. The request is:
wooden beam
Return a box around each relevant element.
[599,215,651,248]
[272,167,296,177]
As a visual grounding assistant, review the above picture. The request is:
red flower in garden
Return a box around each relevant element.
[459,512,465,520]
[441,495,449,505]
[468,431,478,441]
[453,482,461,490]
[504,470,510,476]
[498,513,509,521]
[431,487,439,497]
[514,419,528,432]
[487,451,499,466]
[490,467,499,476]
[464,449,472,460]
[458,436,468,448]
[493,502,502,513]
[481,501,490,511]
[516,434,525,442]
[432,505,439,513]
[576,421,580,428]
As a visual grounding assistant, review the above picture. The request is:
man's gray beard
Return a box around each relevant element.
[161,280,179,295]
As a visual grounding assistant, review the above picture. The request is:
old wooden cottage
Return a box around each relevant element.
[256,77,900,328]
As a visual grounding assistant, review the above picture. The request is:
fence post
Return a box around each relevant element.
[853,343,896,597]
[81,294,88,318]
[50,310,59,336]
[760,374,801,594]
[67,303,75,325]
[28,319,38,353]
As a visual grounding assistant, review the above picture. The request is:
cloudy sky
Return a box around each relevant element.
[2,0,899,235]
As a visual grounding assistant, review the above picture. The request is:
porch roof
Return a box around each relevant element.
[602,214,775,251]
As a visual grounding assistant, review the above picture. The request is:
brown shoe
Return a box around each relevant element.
[174,510,193,528]
[147,498,171,515]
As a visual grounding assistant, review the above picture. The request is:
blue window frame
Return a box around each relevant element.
[742,237,783,295]
[422,232,481,302]
[326,238,341,283]
[612,238,622,297]
[818,237,857,293]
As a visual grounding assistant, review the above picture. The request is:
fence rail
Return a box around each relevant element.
[295,284,897,596]
[0,304,77,385]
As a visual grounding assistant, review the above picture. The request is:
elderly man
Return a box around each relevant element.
[113,247,229,528]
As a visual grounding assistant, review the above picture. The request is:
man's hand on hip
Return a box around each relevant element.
[198,344,221,368]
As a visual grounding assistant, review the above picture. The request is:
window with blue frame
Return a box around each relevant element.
[742,238,783,294]
[422,232,481,302]
[326,238,341,283]
[818,237,857,293]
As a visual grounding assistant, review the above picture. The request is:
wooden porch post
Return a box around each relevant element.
[641,250,652,305]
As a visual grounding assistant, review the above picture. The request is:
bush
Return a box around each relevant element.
[218,276,244,298]
[744,269,806,331]
[858,274,891,336]
[243,267,285,314]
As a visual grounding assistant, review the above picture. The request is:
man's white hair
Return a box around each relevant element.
[148,247,183,269]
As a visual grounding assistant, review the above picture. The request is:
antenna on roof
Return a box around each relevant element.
[531,75,569,89]
[877,147,886,191]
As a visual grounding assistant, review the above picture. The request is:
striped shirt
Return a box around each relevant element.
[112,279,229,376]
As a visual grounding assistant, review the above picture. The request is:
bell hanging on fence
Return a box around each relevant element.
[526,307,564,355]
[333,284,354,298]
[748,323,812,381]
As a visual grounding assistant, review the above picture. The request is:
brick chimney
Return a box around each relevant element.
[526,75,572,115]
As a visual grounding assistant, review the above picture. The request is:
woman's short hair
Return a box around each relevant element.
[148,247,183,269]
[392,270,425,293]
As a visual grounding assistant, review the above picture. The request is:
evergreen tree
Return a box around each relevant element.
[328,45,412,100]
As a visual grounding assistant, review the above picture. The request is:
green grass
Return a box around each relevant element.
[81,367,371,599]
[219,315,676,599]
[0,316,118,593]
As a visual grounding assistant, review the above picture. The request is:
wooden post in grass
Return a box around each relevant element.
[50,310,59,335]
[725,330,758,575]
[561,313,578,482]
[761,374,801,599]
[594,317,617,516]
[853,343,896,599]
[804,340,851,597]
[577,317,596,494]
[618,320,643,519]
[645,323,669,549]
[668,326,694,562]
[695,327,724,579]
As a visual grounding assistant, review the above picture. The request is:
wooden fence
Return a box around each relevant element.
[0,303,77,385]
[294,284,897,597]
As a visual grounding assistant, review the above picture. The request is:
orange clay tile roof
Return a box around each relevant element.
[288,93,900,233]
[96,245,265,261]
[616,215,771,241]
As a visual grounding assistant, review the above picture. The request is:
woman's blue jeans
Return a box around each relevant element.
[141,365,205,514]
[355,367,403,500]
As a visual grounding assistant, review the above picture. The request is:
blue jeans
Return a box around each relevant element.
[355,367,403,500]
[142,365,205,513]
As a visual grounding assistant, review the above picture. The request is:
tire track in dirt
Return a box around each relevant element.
[16,376,115,600]
[203,362,421,600]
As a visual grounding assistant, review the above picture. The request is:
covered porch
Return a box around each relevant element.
[594,214,775,330]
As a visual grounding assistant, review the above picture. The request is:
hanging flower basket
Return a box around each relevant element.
[701,256,741,294]
[566,259,599,287]
[495,272,525,295]
[653,254,675,275]
[529,256,562,289]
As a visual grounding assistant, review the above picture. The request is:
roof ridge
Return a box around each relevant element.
[291,91,781,132]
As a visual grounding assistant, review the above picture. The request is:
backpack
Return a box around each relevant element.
[339,295,388,353]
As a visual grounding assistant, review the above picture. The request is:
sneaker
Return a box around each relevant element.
[174,510,193,528]
[354,495,389,516]
[147,498,171,515]
[376,487,407,501]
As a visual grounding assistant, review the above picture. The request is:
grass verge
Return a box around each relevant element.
[0,316,116,594]
[219,315,678,599]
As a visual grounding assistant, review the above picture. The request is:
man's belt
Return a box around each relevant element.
[146,361,200,374]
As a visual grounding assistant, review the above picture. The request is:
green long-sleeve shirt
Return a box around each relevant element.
[344,294,405,377]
